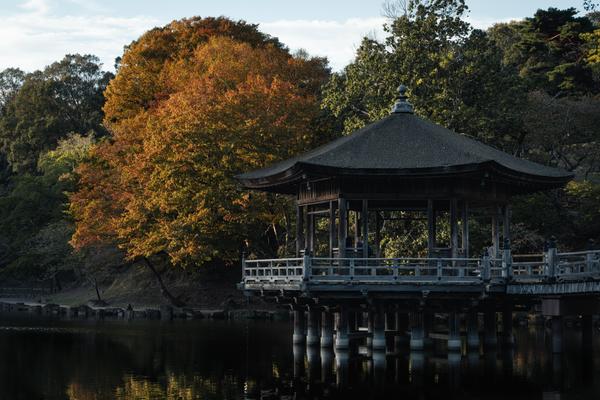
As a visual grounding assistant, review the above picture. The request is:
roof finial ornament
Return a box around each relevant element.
[392,84,413,114]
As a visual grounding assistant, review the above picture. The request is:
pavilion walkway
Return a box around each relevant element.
[242,246,600,295]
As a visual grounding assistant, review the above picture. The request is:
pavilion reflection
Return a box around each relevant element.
[284,325,596,400]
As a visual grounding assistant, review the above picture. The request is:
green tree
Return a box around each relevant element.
[0,68,25,110]
[0,55,112,173]
[0,134,94,280]
[490,8,597,96]
[322,0,523,150]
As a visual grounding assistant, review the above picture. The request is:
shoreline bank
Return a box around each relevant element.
[0,298,288,321]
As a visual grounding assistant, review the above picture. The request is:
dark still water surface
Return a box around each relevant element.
[0,315,599,400]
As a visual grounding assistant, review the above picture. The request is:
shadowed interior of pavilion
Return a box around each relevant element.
[236,86,600,287]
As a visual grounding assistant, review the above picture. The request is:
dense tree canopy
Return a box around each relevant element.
[70,18,333,268]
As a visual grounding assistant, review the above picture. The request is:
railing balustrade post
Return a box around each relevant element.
[546,237,557,280]
[482,255,491,281]
[587,239,596,274]
[241,253,247,281]
[436,259,442,280]
[303,254,312,281]
[350,259,355,279]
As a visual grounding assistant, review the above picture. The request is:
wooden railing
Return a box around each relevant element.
[242,249,600,288]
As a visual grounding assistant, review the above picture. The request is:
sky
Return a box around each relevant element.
[0,0,587,72]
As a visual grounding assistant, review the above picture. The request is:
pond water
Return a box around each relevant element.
[0,315,599,400]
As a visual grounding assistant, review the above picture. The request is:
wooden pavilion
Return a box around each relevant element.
[237,85,572,262]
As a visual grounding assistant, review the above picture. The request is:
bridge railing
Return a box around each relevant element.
[243,258,305,283]
[309,257,484,283]
[241,249,600,286]
[555,250,600,280]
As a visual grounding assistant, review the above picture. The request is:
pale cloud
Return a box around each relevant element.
[466,16,520,30]
[1,3,387,73]
[260,17,387,71]
[19,0,50,14]
[0,0,517,74]
[0,0,160,71]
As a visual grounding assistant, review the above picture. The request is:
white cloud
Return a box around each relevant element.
[466,16,520,30]
[260,17,387,71]
[19,0,50,14]
[0,0,160,72]
[0,1,516,74]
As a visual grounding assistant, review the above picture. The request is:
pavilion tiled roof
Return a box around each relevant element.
[236,86,573,193]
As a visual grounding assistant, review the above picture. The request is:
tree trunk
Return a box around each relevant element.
[142,257,185,307]
[93,277,102,302]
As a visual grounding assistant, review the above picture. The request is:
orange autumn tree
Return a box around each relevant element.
[70,18,331,287]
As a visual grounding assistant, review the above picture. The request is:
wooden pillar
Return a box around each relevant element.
[329,201,336,258]
[353,209,360,247]
[492,205,500,258]
[503,204,511,246]
[450,199,459,258]
[338,198,347,258]
[375,211,382,258]
[296,204,304,256]
[307,206,314,254]
[462,201,469,258]
[427,199,436,256]
[362,199,369,257]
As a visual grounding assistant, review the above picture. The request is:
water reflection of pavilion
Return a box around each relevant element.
[237,86,600,356]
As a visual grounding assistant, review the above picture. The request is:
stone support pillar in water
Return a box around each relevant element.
[320,310,334,348]
[385,309,395,331]
[395,311,409,350]
[582,314,594,350]
[423,311,434,348]
[335,306,350,349]
[484,309,497,348]
[307,308,321,346]
[502,305,514,346]
[551,316,563,353]
[367,311,374,348]
[293,310,306,344]
[293,343,305,378]
[410,311,425,351]
[373,306,386,350]
[467,310,480,350]
[448,312,461,352]
[348,309,357,334]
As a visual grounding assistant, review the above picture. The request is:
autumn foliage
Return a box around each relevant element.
[70,17,330,267]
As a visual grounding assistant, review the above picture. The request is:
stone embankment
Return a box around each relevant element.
[0,300,288,321]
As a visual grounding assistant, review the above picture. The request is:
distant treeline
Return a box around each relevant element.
[0,2,599,299]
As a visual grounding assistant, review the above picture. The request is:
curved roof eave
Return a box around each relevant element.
[237,159,573,192]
